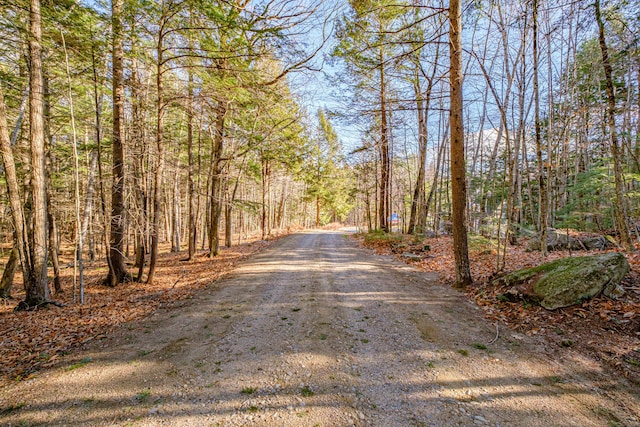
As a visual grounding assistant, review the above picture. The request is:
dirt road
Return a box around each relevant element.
[1,231,638,426]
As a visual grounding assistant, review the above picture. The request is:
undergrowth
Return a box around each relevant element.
[362,230,404,246]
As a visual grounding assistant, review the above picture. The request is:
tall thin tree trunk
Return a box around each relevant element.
[450,0,472,288]
[42,68,62,295]
[147,22,167,284]
[171,168,180,252]
[89,23,111,270]
[26,0,50,305]
[424,131,447,225]
[61,29,85,302]
[409,77,427,235]
[80,152,98,279]
[378,42,390,232]
[129,57,148,281]
[225,156,246,247]
[208,100,226,257]
[187,71,197,260]
[108,0,129,285]
[47,208,62,293]
[261,158,269,239]
[0,86,31,303]
[533,0,548,256]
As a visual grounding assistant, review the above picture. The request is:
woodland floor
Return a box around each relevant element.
[0,236,280,386]
[0,230,639,426]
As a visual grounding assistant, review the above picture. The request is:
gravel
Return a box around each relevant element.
[1,231,638,426]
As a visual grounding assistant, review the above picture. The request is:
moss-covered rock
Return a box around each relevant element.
[497,252,629,310]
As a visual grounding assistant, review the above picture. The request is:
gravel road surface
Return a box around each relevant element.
[1,231,638,426]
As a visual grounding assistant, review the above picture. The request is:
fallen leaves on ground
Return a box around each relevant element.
[357,232,640,384]
[0,238,276,387]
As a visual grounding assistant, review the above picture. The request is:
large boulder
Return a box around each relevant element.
[526,228,615,252]
[580,235,615,250]
[440,221,453,235]
[422,230,437,239]
[497,252,629,310]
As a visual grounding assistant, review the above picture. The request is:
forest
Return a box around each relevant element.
[1,0,640,423]
[0,0,640,366]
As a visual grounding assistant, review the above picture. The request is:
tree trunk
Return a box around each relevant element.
[147,25,166,284]
[81,150,98,261]
[225,204,232,248]
[107,0,129,285]
[595,0,632,250]
[424,131,446,226]
[408,77,427,235]
[187,71,197,260]
[277,180,287,230]
[449,0,472,288]
[0,245,18,299]
[409,43,439,235]
[378,43,390,233]
[47,208,62,293]
[0,87,31,303]
[533,0,548,257]
[129,57,148,281]
[261,158,269,240]
[225,159,245,248]
[208,100,226,257]
[89,23,110,269]
[62,48,89,301]
[43,69,62,295]
[171,169,180,252]
[26,0,50,306]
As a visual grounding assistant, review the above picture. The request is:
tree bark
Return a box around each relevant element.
[26,0,50,305]
[378,42,390,233]
[107,0,129,285]
[408,77,427,235]
[171,168,180,252]
[147,20,167,284]
[187,70,197,260]
[89,23,110,268]
[225,158,245,248]
[261,158,270,239]
[409,42,439,235]
[0,86,31,304]
[424,131,447,226]
[129,57,148,281]
[43,69,61,294]
[62,29,85,302]
[0,245,18,299]
[449,0,472,288]
[533,0,548,257]
[208,100,226,257]
[47,207,62,293]
[81,150,98,262]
